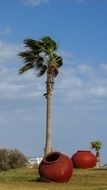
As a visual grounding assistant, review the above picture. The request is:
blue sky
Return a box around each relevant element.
[0,0,107,163]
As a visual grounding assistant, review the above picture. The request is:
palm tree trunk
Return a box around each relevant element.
[44,93,52,155]
[96,151,101,168]
[44,73,53,155]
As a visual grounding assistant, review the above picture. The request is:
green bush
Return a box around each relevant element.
[0,149,28,171]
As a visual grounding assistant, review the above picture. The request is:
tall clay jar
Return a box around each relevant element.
[71,150,96,169]
[39,151,73,183]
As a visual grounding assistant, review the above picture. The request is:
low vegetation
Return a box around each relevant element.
[0,167,107,190]
[0,149,27,171]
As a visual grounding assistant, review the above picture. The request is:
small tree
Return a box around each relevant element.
[90,140,102,168]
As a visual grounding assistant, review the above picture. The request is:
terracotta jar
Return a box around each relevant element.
[71,150,96,169]
[39,151,73,182]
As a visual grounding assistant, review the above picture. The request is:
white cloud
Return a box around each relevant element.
[59,72,82,89]
[0,26,12,35]
[0,40,45,100]
[65,0,107,4]
[100,64,107,72]
[64,0,84,3]
[1,60,106,105]
[77,64,94,74]
[71,0,84,3]
[0,40,107,107]
[0,82,23,98]
[21,0,49,6]
[0,41,22,64]
[20,0,107,6]
[55,62,107,105]
[59,50,75,65]
[0,67,44,99]
[90,87,107,97]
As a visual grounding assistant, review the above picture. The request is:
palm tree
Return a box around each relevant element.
[18,36,63,155]
[90,140,102,168]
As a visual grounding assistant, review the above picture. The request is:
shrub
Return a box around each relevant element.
[0,148,28,171]
[0,149,10,171]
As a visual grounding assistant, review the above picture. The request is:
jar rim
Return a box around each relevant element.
[43,151,62,164]
[77,150,91,152]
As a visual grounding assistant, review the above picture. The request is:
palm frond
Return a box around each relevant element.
[18,36,63,78]
[53,54,63,67]
[90,141,102,151]
[33,56,44,70]
[19,63,33,74]
[36,56,44,64]
[37,65,47,77]
[41,36,57,52]
[23,39,42,53]
[19,51,36,63]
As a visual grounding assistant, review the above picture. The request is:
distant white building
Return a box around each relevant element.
[27,157,43,168]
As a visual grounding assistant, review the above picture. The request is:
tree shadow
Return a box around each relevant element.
[28,176,51,183]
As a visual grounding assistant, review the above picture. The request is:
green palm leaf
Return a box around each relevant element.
[18,36,63,78]
[41,36,57,52]
[53,54,63,67]
[37,65,47,76]
[19,63,33,74]
[24,39,42,53]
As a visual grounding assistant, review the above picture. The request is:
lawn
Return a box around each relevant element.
[0,167,107,190]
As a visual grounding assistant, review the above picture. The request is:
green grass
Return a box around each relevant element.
[0,167,107,190]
